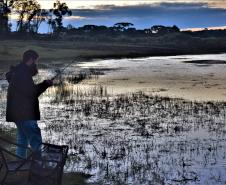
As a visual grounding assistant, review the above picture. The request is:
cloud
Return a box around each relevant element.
[64,16,86,20]
[65,2,226,29]
[10,1,226,32]
[182,25,226,31]
[37,0,226,9]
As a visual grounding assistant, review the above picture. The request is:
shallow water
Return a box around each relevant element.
[77,53,226,101]
[1,54,226,185]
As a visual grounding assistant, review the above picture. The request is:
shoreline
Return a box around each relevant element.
[76,50,226,63]
[1,38,226,65]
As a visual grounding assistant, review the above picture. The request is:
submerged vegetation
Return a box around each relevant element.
[42,84,226,185]
[1,2,226,185]
[1,56,226,184]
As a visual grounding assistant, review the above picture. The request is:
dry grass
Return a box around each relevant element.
[0,39,153,75]
[1,34,225,69]
[0,39,144,64]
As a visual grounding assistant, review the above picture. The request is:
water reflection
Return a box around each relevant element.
[78,54,226,101]
[1,54,226,184]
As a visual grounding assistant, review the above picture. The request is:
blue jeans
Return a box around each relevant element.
[15,120,42,159]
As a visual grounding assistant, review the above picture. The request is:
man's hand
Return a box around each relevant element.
[43,79,53,87]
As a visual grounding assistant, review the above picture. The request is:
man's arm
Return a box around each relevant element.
[35,80,52,97]
[13,71,52,98]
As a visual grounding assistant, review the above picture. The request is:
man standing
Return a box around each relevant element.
[5,50,53,159]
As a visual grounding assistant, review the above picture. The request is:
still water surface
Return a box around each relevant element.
[1,54,226,184]
[77,53,226,101]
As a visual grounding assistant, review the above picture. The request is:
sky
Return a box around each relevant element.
[10,0,226,32]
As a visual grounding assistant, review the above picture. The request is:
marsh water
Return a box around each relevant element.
[77,54,226,101]
[1,54,226,184]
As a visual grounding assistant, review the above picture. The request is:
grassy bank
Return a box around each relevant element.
[1,33,226,68]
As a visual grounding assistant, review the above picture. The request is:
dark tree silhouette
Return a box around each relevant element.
[49,0,72,33]
[12,0,42,33]
[78,25,109,35]
[66,23,74,30]
[150,25,166,34]
[172,25,180,32]
[113,22,134,31]
[0,0,13,34]
[82,24,98,32]
[150,25,180,34]
[32,9,49,33]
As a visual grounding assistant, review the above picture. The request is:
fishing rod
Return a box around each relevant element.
[51,56,82,81]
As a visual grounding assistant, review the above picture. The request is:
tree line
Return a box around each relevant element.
[0,0,181,36]
[1,0,226,39]
[60,23,181,38]
[0,0,71,34]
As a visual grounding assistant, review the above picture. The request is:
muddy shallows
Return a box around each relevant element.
[40,88,226,184]
[1,78,226,185]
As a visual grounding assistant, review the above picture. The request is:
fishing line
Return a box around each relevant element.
[51,58,78,81]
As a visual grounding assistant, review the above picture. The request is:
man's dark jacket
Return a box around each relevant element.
[6,63,49,122]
